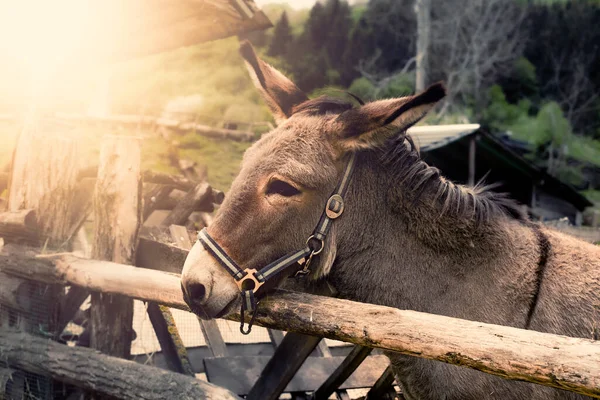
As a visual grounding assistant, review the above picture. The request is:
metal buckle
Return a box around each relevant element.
[325,194,344,219]
[236,269,265,292]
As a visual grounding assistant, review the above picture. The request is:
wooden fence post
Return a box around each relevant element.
[8,116,80,247]
[90,135,142,358]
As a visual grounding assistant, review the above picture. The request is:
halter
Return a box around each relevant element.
[197,153,356,334]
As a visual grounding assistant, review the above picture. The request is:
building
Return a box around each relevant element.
[408,124,593,225]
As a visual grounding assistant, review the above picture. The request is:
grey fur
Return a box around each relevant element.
[181,47,600,400]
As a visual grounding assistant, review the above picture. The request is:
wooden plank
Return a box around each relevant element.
[64,178,96,246]
[268,329,285,348]
[0,209,40,245]
[0,328,241,400]
[161,182,212,226]
[199,319,228,358]
[131,335,359,373]
[144,224,204,374]
[3,253,600,398]
[204,354,389,395]
[142,184,173,221]
[90,135,142,359]
[246,333,321,400]
[146,302,195,376]
[312,345,373,400]
[366,365,397,400]
[169,225,193,249]
[136,237,187,273]
[8,118,79,246]
[156,189,215,213]
[79,167,195,192]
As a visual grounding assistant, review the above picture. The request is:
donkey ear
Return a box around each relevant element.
[239,40,308,124]
[334,83,446,150]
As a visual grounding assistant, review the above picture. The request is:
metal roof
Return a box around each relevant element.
[407,124,481,152]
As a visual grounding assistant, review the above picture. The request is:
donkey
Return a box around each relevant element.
[181,42,600,400]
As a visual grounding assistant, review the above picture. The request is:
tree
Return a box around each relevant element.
[524,1,600,137]
[285,0,352,92]
[415,0,431,91]
[429,0,526,117]
[268,11,293,57]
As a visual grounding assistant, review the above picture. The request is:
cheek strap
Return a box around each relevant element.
[196,153,356,334]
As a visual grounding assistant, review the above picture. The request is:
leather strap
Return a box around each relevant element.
[196,153,356,333]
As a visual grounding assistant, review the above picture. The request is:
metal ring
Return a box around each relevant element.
[305,235,324,255]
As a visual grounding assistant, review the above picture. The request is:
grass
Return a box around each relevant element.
[177,132,250,191]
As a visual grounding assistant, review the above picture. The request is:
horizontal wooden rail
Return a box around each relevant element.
[0,328,240,400]
[1,252,599,398]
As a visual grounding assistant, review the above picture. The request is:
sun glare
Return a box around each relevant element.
[0,1,117,104]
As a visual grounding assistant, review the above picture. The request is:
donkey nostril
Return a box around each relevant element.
[187,281,207,304]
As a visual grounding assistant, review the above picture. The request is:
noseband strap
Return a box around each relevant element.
[197,153,356,334]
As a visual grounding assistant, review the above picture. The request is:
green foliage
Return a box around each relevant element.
[268,12,293,57]
[281,0,353,92]
[348,77,376,100]
[582,190,600,205]
[482,85,600,188]
[108,37,273,125]
[482,85,532,131]
[177,133,251,190]
[378,73,415,99]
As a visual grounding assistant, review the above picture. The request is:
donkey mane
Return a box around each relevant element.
[291,95,358,116]
[291,94,526,224]
[382,134,528,223]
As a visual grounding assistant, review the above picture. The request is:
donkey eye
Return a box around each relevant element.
[266,179,301,197]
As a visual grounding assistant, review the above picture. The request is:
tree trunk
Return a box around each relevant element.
[0,328,240,400]
[90,135,142,359]
[415,0,431,92]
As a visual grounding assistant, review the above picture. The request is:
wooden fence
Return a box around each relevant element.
[1,120,599,400]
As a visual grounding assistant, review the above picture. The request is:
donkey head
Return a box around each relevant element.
[181,41,445,318]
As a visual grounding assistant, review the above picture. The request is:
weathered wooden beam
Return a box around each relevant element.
[90,135,142,359]
[366,366,397,400]
[144,224,196,375]
[63,178,96,247]
[79,167,195,191]
[142,170,194,191]
[247,333,322,400]
[204,354,389,395]
[146,302,195,376]
[0,209,39,245]
[8,119,79,246]
[179,123,255,142]
[154,189,215,213]
[161,182,212,226]
[136,237,187,274]
[142,184,174,221]
[132,342,358,374]
[0,328,241,400]
[312,345,373,400]
[2,253,600,398]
